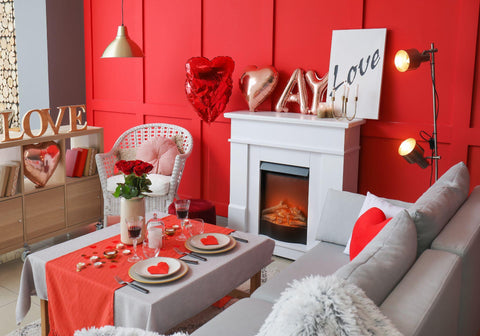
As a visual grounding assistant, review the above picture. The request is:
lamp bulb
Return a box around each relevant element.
[395,50,410,72]
[398,138,416,156]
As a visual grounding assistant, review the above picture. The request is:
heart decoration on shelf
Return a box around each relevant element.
[239,65,279,111]
[185,56,235,123]
[23,141,61,187]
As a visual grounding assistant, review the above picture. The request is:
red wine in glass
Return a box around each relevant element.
[176,209,188,219]
[128,226,142,239]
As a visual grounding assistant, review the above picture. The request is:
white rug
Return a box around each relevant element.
[7,257,290,336]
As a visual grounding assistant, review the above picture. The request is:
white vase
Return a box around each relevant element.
[120,197,146,245]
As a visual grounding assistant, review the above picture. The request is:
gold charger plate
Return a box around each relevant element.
[185,236,237,254]
[189,233,231,250]
[128,259,189,284]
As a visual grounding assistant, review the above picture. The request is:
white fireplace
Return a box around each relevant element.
[225,111,365,260]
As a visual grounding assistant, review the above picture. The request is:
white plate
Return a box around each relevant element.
[132,257,181,279]
[189,233,231,250]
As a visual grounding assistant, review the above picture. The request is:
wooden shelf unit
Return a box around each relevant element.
[0,126,104,255]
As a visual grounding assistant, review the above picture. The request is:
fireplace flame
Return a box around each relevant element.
[261,201,307,228]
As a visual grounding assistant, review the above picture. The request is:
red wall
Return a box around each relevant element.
[84,0,480,216]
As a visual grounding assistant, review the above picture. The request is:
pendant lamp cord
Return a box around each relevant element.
[121,0,124,26]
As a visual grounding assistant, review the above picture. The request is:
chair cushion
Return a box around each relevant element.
[136,137,180,175]
[107,174,171,196]
[408,161,470,257]
[335,210,417,305]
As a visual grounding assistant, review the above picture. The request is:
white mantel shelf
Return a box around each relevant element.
[224,111,365,129]
[225,111,365,260]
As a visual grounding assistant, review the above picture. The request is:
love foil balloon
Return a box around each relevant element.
[239,65,279,111]
[23,141,61,187]
[185,56,235,123]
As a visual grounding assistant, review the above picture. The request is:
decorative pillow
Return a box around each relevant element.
[408,161,469,257]
[136,137,180,175]
[256,275,403,336]
[107,174,171,196]
[344,192,405,255]
[349,207,392,260]
[335,210,417,306]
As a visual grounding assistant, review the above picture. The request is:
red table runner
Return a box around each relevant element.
[45,215,233,336]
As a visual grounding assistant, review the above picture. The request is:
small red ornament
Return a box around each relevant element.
[185,56,235,123]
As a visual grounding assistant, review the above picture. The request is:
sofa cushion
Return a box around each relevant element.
[380,249,461,336]
[350,207,391,260]
[344,191,406,255]
[316,189,366,245]
[107,174,171,196]
[191,298,273,336]
[431,186,480,336]
[335,210,417,305]
[251,242,349,303]
[136,137,180,175]
[408,161,469,257]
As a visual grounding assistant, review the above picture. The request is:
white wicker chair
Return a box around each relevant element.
[96,123,193,226]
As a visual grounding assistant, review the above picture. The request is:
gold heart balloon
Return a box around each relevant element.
[23,141,61,187]
[239,65,279,111]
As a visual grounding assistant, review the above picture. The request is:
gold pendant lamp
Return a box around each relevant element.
[101,0,144,58]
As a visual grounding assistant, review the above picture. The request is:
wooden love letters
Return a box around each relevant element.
[1,104,87,143]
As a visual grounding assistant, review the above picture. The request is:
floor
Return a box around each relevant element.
[0,217,292,335]
[0,223,99,336]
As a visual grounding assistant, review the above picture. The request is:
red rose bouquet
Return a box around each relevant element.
[113,160,153,199]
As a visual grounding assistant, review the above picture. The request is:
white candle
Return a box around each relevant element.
[345,84,350,98]
[148,227,163,249]
[355,84,359,98]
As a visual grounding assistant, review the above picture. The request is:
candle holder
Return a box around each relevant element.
[333,83,358,121]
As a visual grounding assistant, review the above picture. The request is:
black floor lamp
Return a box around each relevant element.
[395,43,440,183]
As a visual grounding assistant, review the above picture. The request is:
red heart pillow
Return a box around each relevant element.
[147,262,170,274]
[201,235,219,245]
[350,207,392,260]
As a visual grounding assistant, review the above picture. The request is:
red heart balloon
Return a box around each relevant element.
[147,262,170,274]
[185,56,235,123]
[200,235,219,245]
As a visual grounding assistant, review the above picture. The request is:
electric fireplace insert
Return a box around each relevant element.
[259,162,309,244]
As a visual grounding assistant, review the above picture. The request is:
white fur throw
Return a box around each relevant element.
[256,275,403,336]
[74,326,189,336]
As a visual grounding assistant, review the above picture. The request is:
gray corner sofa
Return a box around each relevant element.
[192,162,480,336]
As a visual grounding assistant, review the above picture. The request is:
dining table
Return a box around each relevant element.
[15,217,275,335]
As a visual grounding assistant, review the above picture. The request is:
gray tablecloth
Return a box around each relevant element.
[16,223,274,333]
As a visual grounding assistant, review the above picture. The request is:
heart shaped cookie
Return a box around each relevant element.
[185,56,235,123]
[147,262,170,274]
[201,235,219,245]
[23,141,61,187]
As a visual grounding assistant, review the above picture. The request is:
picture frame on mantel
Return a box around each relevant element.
[327,28,387,120]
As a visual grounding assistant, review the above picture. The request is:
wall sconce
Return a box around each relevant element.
[398,138,429,169]
[101,0,144,58]
[395,43,440,182]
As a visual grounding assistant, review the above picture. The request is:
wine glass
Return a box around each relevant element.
[186,218,205,237]
[126,216,144,262]
[175,199,190,241]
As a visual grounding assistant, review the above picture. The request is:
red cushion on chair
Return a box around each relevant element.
[168,199,216,224]
[349,207,392,260]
